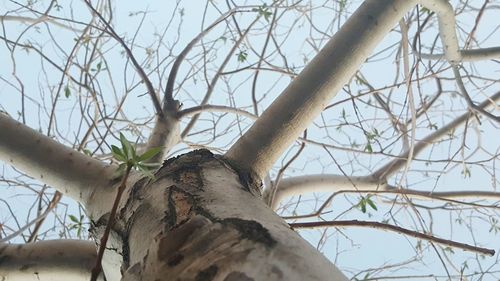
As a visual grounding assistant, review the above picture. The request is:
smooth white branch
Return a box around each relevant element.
[143,109,181,163]
[371,91,500,180]
[0,113,115,205]
[420,0,461,63]
[0,240,103,281]
[269,175,383,209]
[418,0,500,63]
[0,15,82,32]
[417,46,500,62]
[272,174,500,209]
[226,0,418,177]
[271,92,500,208]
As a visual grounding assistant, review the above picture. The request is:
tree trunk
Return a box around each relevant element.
[94,149,347,281]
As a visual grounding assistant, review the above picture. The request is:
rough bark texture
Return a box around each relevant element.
[93,150,347,281]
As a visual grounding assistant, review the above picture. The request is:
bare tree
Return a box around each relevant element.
[1,0,499,280]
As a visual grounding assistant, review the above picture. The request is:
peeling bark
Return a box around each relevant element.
[92,150,347,281]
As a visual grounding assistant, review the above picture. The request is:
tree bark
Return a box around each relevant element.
[0,240,103,281]
[92,149,347,281]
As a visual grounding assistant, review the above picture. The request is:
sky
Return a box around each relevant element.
[0,0,499,279]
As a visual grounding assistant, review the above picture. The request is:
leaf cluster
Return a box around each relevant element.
[252,4,272,22]
[357,194,377,213]
[111,133,162,178]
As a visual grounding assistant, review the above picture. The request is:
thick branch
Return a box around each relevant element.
[143,106,181,163]
[272,92,500,207]
[274,176,500,210]
[225,0,418,177]
[270,174,383,209]
[0,240,103,281]
[0,113,115,205]
[420,0,461,64]
[417,0,500,63]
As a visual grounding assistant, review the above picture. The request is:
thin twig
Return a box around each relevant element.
[84,1,163,117]
[164,8,239,108]
[90,166,132,281]
[27,191,62,242]
[289,220,495,256]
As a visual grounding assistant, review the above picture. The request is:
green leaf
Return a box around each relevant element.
[252,4,272,22]
[119,133,132,159]
[461,166,471,178]
[237,50,248,62]
[366,197,378,211]
[68,214,79,223]
[360,200,366,213]
[136,164,155,179]
[64,85,71,98]
[421,7,432,14]
[130,144,137,159]
[111,145,126,162]
[365,143,373,153]
[138,147,163,162]
[339,0,347,11]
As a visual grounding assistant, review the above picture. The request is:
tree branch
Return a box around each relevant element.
[419,0,461,64]
[225,0,418,177]
[0,15,82,32]
[0,240,103,281]
[416,46,500,62]
[289,220,495,256]
[84,0,163,116]
[270,174,382,209]
[0,113,115,205]
[180,19,256,138]
[371,91,500,180]
[272,92,500,207]
[417,0,500,63]
[163,8,238,108]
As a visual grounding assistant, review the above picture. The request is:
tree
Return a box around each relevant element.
[0,0,499,280]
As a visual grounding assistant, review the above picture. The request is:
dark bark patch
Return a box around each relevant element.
[157,149,214,180]
[167,253,184,266]
[162,149,214,168]
[156,150,214,193]
[123,262,142,280]
[20,264,35,271]
[158,216,211,262]
[164,185,195,229]
[173,167,204,191]
[218,156,262,196]
[224,272,254,281]
[222,218,276,248]
[271,266,284,279]
[195,265,218,281]
[129,176,149,200]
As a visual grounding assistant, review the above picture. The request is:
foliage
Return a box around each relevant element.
[111,133,162,178]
